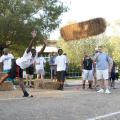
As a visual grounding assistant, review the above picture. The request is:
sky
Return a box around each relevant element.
[50,0,120,40]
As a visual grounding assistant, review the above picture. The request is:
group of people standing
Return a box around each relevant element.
[0,30,119,96]
[81,46,119,94]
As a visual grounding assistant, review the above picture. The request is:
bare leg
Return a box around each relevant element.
[51,69,53,80]
[19,78,26,92]
[82,80,86,89]
[112,81,116,88]
[29,75,33,87]
[0,74,9,84]
[19,78,31,97]
[57,80,64,90]
[26,74,29,86]
[40,74,44,88]
[36,74,40,88]
[94,75,97,88]
[88,80,93,89]
[99,79,104,89]
[104,79,110,89]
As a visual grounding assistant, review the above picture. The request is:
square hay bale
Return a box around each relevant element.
[44,81,60,89]
[0,81,14,91]
[33,79,60,90]
[34,79,40,89]
[0,72,8,83]
[60,18,106,41]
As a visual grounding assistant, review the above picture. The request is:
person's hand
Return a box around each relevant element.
[31,30,37,38]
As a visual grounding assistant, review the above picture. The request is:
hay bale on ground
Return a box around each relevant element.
[34,80,60,90]
[60,18,106,41]
[0,81,14,91]
[44,81,59,89]
[34,80,40,89]
[0,72,9,84]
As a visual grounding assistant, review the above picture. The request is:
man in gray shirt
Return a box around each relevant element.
[94,46,113,94]
[49,52,57,81]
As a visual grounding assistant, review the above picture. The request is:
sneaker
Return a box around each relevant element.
[23,91,29,97]
[97,89,104,93]
[13,85,16,90]
[105,89,111,94]
[57,85,64,90]
[23,94,34,97]
[82,84,85,89]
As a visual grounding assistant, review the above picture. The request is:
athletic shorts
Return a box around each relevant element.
[82,69,93,81]
[3,70,13,81]
[26,65,34,75]
[36,69,45,75]
[96,69,109,80]
[56,71,65,82]
[3,66,23,79]
[110,72,116,81]
[16,66,23,78]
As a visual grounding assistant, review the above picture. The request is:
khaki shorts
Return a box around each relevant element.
[82,69,93,81]
[96,69,109,80]
[36,69,45,75]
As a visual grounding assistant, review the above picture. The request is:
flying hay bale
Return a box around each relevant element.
[60,18,106,41]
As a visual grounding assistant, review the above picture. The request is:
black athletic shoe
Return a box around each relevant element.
[57,87,61,90]
[82,84,85,89]
[23,91,29,97]
[57,85,64,90]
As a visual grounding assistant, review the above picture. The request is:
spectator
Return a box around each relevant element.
[115,65,119,80]
[0,48,16,89]
[109,60,116,89]
[49,52,57,81]
[94,46,113,94]
[55,49,67,90]
[92,49,99,89]
[81,54,94,89]
[63,53,69,78]
[35,54,46,88]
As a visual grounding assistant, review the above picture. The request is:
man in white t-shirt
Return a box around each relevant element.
[35,55,46,87]
[0,48,15,85]
[55,49,67,90]
[0,48,14,72]
[16,31,47,97]
[17,49,35,88]
[0,31,47,97]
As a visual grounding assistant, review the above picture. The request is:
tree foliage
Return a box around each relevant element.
[0,0,67,55]
[58,34,120,68]
[57,35,104,66]
[104,36,120,63]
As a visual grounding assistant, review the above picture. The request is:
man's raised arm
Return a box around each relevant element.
[26,30,37,53]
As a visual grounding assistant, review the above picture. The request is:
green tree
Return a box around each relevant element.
[104,36,120,63]
[0,0,67,55]
[57,35,105,66]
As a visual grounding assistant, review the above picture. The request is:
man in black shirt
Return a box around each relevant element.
[81,54,94,89]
